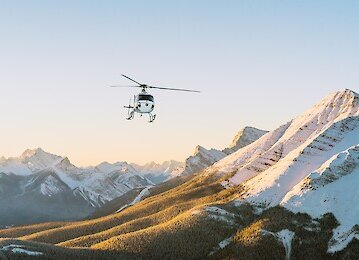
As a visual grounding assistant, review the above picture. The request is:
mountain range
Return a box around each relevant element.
[0,149,154,225]
[0,124,266,226]
[0,89,358,259]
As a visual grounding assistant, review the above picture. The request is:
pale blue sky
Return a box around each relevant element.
[0,1,358,165]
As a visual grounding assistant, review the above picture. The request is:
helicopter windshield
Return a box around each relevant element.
[138,95,154,102]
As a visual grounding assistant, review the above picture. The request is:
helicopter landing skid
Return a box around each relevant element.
[149,113,156,123]
[126,110,135,120]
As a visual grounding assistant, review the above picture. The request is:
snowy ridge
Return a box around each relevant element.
[182,126,267,176]
[242,115,359,206]
[95,161,137,174]
[211,122,291,183]
[212,90,359,184]
[210,89,359,252]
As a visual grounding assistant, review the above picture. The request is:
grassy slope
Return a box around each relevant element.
[0,222,69,238]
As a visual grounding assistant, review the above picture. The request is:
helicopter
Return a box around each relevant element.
[111,74,200,122]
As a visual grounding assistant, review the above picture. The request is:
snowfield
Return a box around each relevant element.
[1,244,43,256]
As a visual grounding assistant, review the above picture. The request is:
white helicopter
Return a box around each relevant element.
[111,74,200,122]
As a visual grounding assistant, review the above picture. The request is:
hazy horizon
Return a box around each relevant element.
[1,1,358,165]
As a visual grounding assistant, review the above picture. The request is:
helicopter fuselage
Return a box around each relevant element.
[134,92,155,114]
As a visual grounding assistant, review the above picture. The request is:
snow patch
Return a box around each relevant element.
[1,244,43,256]
[209,236,234,256]
[261,229,295,260]
[205,206,237,224]
[116,186,152,213]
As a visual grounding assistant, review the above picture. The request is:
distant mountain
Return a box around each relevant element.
[223,127,268,155]
[182,127,268,175]
[0,149,153,225]
[182,145,228,175]
[131,160,184,184]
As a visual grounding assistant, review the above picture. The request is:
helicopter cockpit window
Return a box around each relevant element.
[138,95,154,102]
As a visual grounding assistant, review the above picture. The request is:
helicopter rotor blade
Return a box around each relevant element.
[121,74,143,86]
[110,85,142,88]
[147,85,200,93]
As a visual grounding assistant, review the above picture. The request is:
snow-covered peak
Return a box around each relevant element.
[211,89,359,180]
[132,160,184,174]
[193,145,207,156]
[54,157,77,172]
[0,148,63,176]
[223,127,268,155]
[211,122,291,178]
[194,146,227,161]
[209,89,359,253]
[279,89,358,142]
[20,148,63,172]
[95,161,137,174]
[20,148,43,159]
[181,126,267,176]
[182,146,227,175]
[131,160,185,184]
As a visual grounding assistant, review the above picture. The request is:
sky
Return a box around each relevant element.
[0,0,358,166]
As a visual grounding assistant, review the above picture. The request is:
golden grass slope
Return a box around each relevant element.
[2,172,237,246]
[0,222,68,239]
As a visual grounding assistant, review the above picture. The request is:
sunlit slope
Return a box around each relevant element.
[6,172,236,246]
[0,222,68,238]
